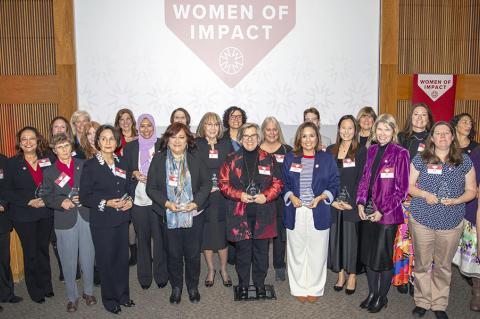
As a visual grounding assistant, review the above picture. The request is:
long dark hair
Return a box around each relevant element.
[114,108,138,138]
[170,107,191,126]
[160,122,196,152]
[331,115,360,159]
[401,103,434,140]
[292,122,321,156]
[451,112,476,140]
[421,121,463,166]
[15,126,49,156]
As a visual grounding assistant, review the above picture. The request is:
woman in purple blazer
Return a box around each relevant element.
[356,114,410,313]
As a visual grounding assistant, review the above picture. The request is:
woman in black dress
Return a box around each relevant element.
[356,107,377,147]
[259,116,292,281]
[451,113,478,155]
[327,115,366,295]
[195,112,233,287]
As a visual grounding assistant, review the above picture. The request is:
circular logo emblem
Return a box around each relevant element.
[431,90,438,99]
[219,47,244,75]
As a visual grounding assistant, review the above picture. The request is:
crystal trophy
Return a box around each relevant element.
[301,187,315,206]
[437,180,450,203]
[336,186,350,203]
[364,198,375,216]
[68,187,81,207]
[246,183,260,196]
[211,173,219,191]
[35,183,45,199]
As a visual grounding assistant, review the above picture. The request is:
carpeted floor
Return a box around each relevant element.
[1,246,477,319]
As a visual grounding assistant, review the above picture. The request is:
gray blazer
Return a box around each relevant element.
[43,159,90,230]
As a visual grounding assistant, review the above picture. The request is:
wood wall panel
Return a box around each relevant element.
[0,0,56,76]
[0,103,58,157]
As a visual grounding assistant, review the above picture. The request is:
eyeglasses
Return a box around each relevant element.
[229,114,242,120]
[205,123,220,128]
[242,134,258,141]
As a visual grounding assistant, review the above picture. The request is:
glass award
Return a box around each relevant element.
[211,173,219,191]
[437,180,450,203]
[336,186,350,203]
[364,198,375,216]
[301,187,315,206]
[246,183,260,196]
[35,183,45,199]
[68,187,81,207]
[116,193,132,211]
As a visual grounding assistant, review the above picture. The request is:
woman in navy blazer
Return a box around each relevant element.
[282,122,339,303]
[80,125,134,314]
[4,127,54,303]
[356,114,410,313]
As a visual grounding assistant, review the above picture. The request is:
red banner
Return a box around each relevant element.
[412,74,457,122]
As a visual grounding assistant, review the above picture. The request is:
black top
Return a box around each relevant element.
[0,154,11,233]
[359,136,369,146]
[195,137,233,182]
[368,143,389,201]
[462,140,479,156]
[327,144,367,222]
[3,154,54,222]
[398,130,428,161]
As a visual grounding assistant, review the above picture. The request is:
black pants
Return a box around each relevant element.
[0,231,14,302]
[91,222,130,311]
[13,217,53,302]
[131,205,168,286]
[235,238,269,288]
[165,214,204,291]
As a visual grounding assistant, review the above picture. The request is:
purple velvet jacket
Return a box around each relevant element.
[356,143,410,225]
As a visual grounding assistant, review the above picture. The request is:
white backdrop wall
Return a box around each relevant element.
[74,0,380,140]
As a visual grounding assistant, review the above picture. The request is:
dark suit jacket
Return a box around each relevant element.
[123,138,161,201]
[146,150,211,218]
[4,154,54,222]
[0,154,11,233]
[79,154,131,228]
[42,159,90,230]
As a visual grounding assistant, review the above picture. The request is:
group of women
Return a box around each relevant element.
[0,105,479,319]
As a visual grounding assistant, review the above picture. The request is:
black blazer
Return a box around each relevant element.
[43,159,90,230]
[79,154,131,228]
[4,154,54,223]
[0,154,11,233]
[146,150,211,217]
[123,138,161,201]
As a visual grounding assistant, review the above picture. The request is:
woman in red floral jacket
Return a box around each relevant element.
[219,123,283,300]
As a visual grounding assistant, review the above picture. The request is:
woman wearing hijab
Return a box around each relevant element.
[123,114,168,290]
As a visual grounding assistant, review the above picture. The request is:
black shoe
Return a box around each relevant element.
[34,298,46,304]
[412,306,427,317]
[94,268,101,286]
[107,305,121,314]
[122,300,135,307]
[129,244,137,266]
[220,271,232,287]
[359,292,375,309]
[141,284,150,290]
[205,270,215,287]
[188,289,201,303]
[239,286,249,300]
[433,310,449,319]
[7,295,23,303]
[397,284,408,294]
[169,287,182,304]
[368,295,388,313]
[157,281,168,288]
[256,286,266,299]
[45,292,54,298]
[275,268,286,281]
[345,287,356,295]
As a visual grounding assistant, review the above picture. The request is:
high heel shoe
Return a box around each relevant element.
[368,295,388,313]
[359,292,375,309]
[333,280,345,291]
[205,270,216,287]
[220,270,232,287]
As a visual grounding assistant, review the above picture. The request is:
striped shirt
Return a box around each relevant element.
[299,156,315,203]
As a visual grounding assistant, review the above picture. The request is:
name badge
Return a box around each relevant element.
[343,158,356,168]
[290,163,303,173]
[208,149,219,159]
[258,165,271,175]
[168,175,178,187]
[71,151,77,157]
[417,143,425,152]
[115,167,126,179]
[380,167,394,179]
[0,169,4,179]
[427,164,442,175]
[55,172,71,188]
[274,154,284,163]
[38,158,52,167]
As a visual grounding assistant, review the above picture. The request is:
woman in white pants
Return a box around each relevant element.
[282,122,339,303]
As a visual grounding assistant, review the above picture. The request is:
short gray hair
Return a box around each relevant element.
[238,123,261,144]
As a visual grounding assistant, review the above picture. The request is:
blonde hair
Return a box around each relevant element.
[260,117,286,144]
[70,110,91,135]
[371,113,399,144]
[196,112,224,139]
